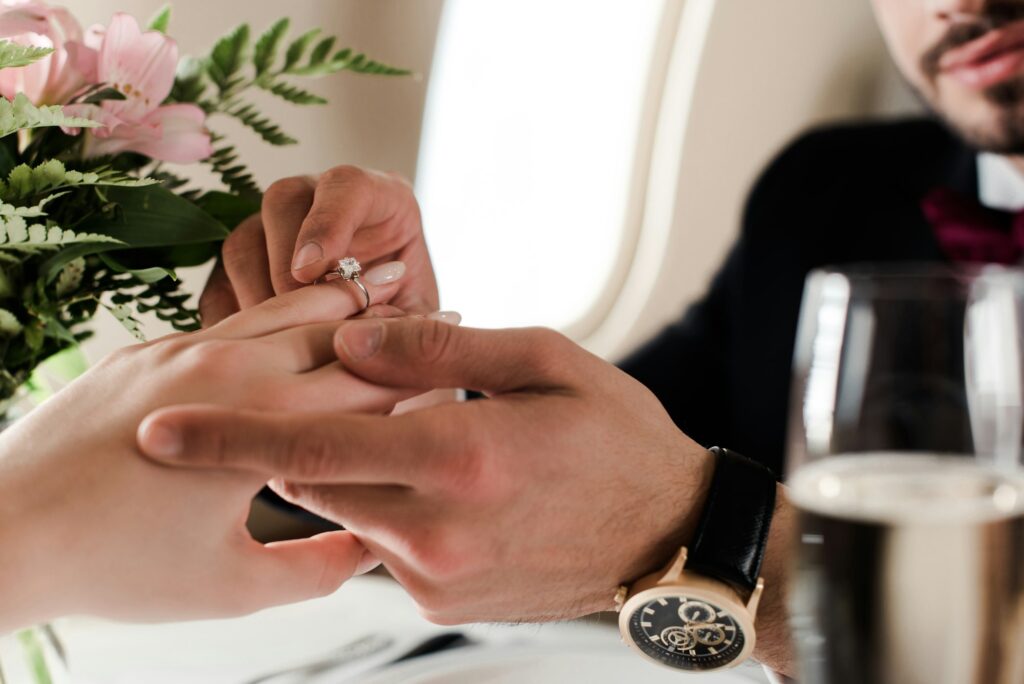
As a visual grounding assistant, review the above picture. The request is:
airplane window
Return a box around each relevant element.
[417,0,666,331]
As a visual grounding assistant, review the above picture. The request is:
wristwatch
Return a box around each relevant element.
[616,447,777,673]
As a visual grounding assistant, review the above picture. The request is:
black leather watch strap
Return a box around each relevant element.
[686,447,777,592]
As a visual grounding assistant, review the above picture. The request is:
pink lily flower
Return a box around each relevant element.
[65,13,212,164]
[0,0,98,105]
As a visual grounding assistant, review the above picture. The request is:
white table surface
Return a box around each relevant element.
[53,576,771,683]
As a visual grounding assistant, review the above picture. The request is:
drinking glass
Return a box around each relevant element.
[786,265,1024,684]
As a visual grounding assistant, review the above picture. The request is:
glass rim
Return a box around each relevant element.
[812,261,1024,280]
[808,262,1024,299]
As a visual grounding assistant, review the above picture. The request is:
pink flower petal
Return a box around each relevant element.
[99,13,177,118]
[86,103,212,164]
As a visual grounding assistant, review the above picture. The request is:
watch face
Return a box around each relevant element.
[627,596,746,671]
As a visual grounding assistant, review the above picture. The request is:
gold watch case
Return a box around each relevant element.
[616,547,763,673]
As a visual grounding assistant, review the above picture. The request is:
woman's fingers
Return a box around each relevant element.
[205,261,406,341]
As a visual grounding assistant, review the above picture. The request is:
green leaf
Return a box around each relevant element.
[0,161,157,202]
[225,101,296,145]
[55,257,85,296]
[171,56,208,103]
[99,253,174,284]
[194,190,261,230]
[0,192,67,218]
[285,49,411,78]
[80,87,127,105]
[76,185,229,247]
[208,24,251,91]
[42,185,229,282]
[0,215,124,252]
[0,41,53,69]
[257,79,326,105]
[147,4,172,33]
[283,28,320,72]
[105,302,145,341]
[0,93,100,139]
[309,37,336,67]
[0,308,22,336]
[205,144,260,197]
[253,18,289,76]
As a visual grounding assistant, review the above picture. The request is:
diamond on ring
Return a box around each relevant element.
[338,257,362,280]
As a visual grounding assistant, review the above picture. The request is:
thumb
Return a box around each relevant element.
[236,531,365,609]
[334,317,575,394]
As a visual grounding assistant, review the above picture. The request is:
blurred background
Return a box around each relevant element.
[75,0,919,362]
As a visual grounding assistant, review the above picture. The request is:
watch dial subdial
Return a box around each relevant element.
[678,600,716,624]
[659,626,695,650]
[692,623,726,646]
[628,596,745,671]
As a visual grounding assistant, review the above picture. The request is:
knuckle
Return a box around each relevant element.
[414,319,458,364]
[177,339,244,380]
[322,164,368,188]
[283,429,341,480]
[263,176,313,208]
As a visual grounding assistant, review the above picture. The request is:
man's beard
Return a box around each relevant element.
[917,1,1024,154]
[927,77,1024,154]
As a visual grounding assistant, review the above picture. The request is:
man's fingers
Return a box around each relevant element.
[237,531,364,608]
[263,176,316,294]
[137,406,438,484]
[198,262,239,327]
[207,262,405,340]
[335,318,576,394]
[221,214,275,308]
[290,168,412,285]
[294,362,419,413]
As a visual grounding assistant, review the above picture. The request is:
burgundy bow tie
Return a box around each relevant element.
[921,187,1024,265]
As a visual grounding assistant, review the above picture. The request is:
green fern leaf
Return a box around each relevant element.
[285,49,410,78]
[283,28,321,72]
[226,102,296,145]
[0,192,67,218]
[0,308,22,337]
[55,257,85,297]
[0,216,124,251]
[208,24,251,91]
[0,41,53,69]
[1,161,157,201]
[309,37,336,67]
[205,144,260,197]
[0,93,100,138]
[147,4,171,33]
[171,56,208,104]
[253,18,290,76]
[257,78,326,105]
[105,302,145,341]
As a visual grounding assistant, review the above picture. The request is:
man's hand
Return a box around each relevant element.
[201,167,439,325]
[138,319,715,622]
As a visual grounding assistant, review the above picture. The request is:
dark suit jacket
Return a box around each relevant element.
[619,118,975,478]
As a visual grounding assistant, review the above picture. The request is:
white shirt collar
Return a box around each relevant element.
[977,152,1024,211]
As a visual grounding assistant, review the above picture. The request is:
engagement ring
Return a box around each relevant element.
[316,257,370,312]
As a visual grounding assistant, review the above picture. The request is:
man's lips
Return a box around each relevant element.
[939,19,1024,90]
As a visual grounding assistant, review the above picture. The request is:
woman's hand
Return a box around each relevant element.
[0,268,412,632]
[200,166,439,325]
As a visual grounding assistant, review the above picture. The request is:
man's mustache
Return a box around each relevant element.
[921,2,1024,80]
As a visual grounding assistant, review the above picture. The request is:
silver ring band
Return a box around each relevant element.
[315,257,371,313]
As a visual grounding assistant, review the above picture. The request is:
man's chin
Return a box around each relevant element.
[931,77,1024,154]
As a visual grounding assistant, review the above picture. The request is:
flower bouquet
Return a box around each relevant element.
[0,2,407,681]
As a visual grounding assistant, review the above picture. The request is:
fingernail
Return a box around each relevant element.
[363,261,406,286]
[291,242,323,271]
[337,320,384,361]
[140,420,182,460]
[426,310,462,325]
